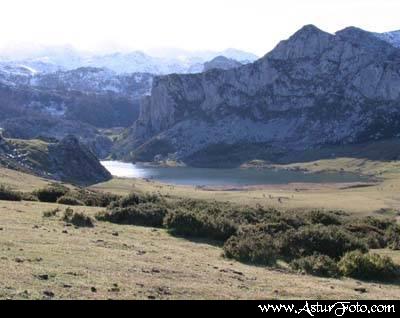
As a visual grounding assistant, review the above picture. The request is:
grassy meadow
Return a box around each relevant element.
[1,153,400,300]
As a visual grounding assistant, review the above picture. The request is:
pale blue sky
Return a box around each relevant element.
[0,0,399,56]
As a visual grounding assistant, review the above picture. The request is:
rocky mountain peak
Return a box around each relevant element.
[203,56,242,71]
[119,24,400,166]
[336,26,396,52]
[268,24,333,60]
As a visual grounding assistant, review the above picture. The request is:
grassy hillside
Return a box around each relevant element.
[1,200,399,300]
[1,160,400,300]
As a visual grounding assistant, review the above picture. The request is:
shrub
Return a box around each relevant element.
[239,222,292,237]
[345,223,387,249]
[43,208,60,218]
[0,184,22,201]
[223,233,277,265]
[109,192,162,208]
[20,192,39,202]
[66,189,120,207]
[62,208,94,227]
[57,196,84,206]
[96,203,168,228]
[385,225,400,250]
[305,210,342,226]
[290,254,340,278]
[163,209,237,241]
[34,184,69,203]
[338,251,400,281]
[278,225,367,260]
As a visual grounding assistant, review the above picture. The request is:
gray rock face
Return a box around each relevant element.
[123,25,400,163]
[1,116,113,159]
[0,134,111,185]
[48,135,111,185]
[203,56,242,71]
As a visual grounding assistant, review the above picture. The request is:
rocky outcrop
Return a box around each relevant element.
[0,116,113,158]
[121,25,400,164]
[203,56,242,71]
[47,135,111,185]
[0,135,111,185]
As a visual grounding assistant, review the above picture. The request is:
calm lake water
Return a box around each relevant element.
[101,161,370,186]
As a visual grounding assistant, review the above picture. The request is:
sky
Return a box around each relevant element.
[0,0,399,56]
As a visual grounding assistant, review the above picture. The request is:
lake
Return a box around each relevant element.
[100,161,370,186]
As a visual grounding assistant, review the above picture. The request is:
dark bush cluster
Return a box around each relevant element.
[223,232,277,265]
[63,208,94,228]
[57,195,84,206]
[0,184,23,201]
[345,217,400,249]
[338,251,400,281]
[33,185,120,207]
[67,189,120,207]
[163,209,237,241]
[109,192,162,208]
[96,203,168,228]
[277,225,367,260]
[33,184,69,203]
[290,254,340,278]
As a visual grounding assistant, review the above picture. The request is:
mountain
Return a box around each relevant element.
[117,25,400,166]
[203,56,242,71]
[30,67,153,100]
[375,30,400,48]
[0,116,113,158]
[0,134,111,185]
[0,81,139,129]
[0,47,258,75]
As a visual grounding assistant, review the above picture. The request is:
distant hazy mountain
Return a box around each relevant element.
[0,46,259,75]
[203,56,243,71]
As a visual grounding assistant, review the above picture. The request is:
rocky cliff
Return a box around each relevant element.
[203,56,243,71]
[0,135,111,185]
[47,135,111,185]
[119,25,400,165]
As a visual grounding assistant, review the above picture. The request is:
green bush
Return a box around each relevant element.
[278,225,367,260]
[67,189,120,207]
[338,251,400,281]
[0,184,22,201]
[346,223,386,249]
[109,192,162,208]
[345,217,395,249]
[62,208,94,228]
[163,209,237,241]
[96,203,168,228]
[57,196,84,206]
[305,210,342,226]
[34,184,69,203]
[223,233,277,265]
[385,225,400,250]
[238,222,292,237]
[290,254,340,277]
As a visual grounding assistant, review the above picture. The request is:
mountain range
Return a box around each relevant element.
[1,26,400,169]
[116,25,400,166]
[0,47,258,75]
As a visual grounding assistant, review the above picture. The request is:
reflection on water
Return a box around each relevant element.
[101,161,370,186]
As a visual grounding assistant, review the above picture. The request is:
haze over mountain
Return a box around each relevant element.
[0,47,258,75]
